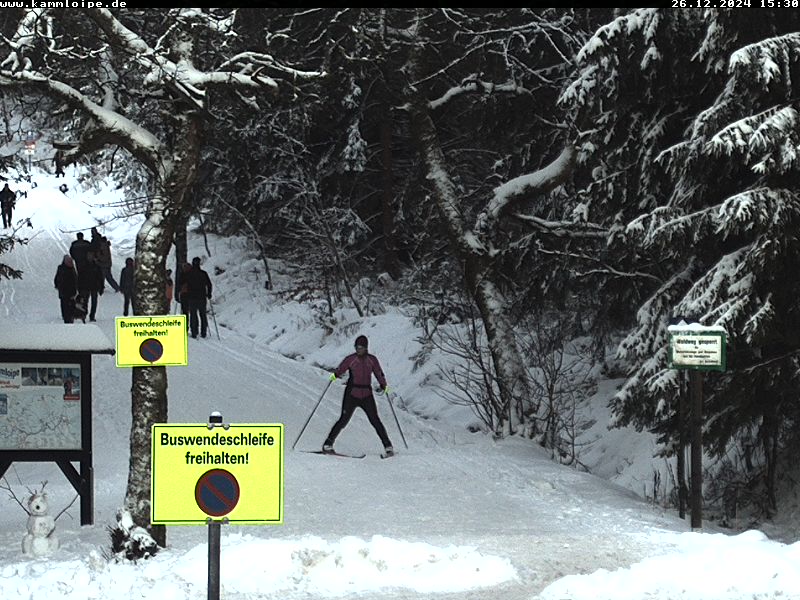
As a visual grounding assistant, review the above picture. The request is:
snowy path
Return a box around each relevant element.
[0,176,727,600]
[0,218,690,600]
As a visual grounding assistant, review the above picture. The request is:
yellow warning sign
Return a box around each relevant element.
[115,315,188,367]
[151,423,284,525]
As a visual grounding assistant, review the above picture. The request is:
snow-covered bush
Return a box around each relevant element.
[107,509,159,562]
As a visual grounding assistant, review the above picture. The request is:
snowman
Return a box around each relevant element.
[22,491,59,557]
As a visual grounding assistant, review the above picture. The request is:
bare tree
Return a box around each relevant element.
[520,316,595,466]
[401,10,605,435]
[430,299,507,435]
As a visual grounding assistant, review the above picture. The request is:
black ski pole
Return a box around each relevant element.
[292,379,333,450]
[386,391,408,449]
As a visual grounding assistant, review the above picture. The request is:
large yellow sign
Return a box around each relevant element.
[151,423,284,525]
[115,316,188,367]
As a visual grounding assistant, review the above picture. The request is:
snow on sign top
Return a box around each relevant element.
[0,324,114,354]
[667,323,727,334]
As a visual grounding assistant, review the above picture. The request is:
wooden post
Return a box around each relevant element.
[677,371,687,520]
[689,370,703,529]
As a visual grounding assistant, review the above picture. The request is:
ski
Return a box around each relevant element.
[301,450,366,459]
[380,452,397,459]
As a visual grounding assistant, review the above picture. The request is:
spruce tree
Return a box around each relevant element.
[564,9,800,512]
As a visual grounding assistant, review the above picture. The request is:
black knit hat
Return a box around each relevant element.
[355,335,368,349]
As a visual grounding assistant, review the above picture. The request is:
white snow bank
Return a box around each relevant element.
[0,534,516,599]
[0,324,114,353]
[539,529,800,600]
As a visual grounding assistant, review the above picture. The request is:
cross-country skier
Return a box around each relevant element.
[322,335,394,457]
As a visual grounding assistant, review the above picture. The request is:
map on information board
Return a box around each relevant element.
[0,363,82,450]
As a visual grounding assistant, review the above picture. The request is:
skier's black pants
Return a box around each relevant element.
[325,391,392,448]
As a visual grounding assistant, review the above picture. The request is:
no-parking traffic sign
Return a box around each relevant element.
[115,315,188,367]
[151,423,283,525]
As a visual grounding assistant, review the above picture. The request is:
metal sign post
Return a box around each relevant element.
[206,412,226,600]
[151,413,284,600]
[208,517,221,600]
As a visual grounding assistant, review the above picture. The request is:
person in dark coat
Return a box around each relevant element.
[184,257,213,338]
[77,251,104,321]
[53,150,65,177]
[53,255,78,323]
[322,335,394,456]
[69,232,91,274]
[96,236,120,292]
[0,183,16,228]
[119,257,135,316]
[89,226,102,253]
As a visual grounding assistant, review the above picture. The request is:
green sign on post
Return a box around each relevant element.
[668,328,726,372]
[667,323,727,531]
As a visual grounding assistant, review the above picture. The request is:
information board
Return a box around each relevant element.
[0,362,82,450]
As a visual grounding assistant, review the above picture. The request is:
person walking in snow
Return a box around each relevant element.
[96,236,120,292]
[53,255,78,323]
[322,335,394,456]
[184,257,213,339]
[89,226,101,250]
[69,232,91,275]
[53,150,65,178]
[77,250,104,321]
[0,183,16,228]
[119,257,135,316]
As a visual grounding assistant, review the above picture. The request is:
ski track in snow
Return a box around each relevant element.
[0,210,694,600]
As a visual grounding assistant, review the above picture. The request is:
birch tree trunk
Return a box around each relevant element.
[404,18,576,435]
[126,111,203,546]
[380,105,401,280]
[405,53,528,434]
[174,211,189,294]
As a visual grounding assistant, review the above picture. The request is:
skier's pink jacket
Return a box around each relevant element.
[334,353,387,398]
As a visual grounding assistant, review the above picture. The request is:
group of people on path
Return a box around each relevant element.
[55,229,214,331]
[118,254,213,339]
[55,228,118,323]
[178,257,213,338]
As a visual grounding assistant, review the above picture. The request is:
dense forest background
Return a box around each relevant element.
[2,7,800,530]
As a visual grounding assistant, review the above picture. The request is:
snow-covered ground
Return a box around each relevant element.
[1,169,800,599]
